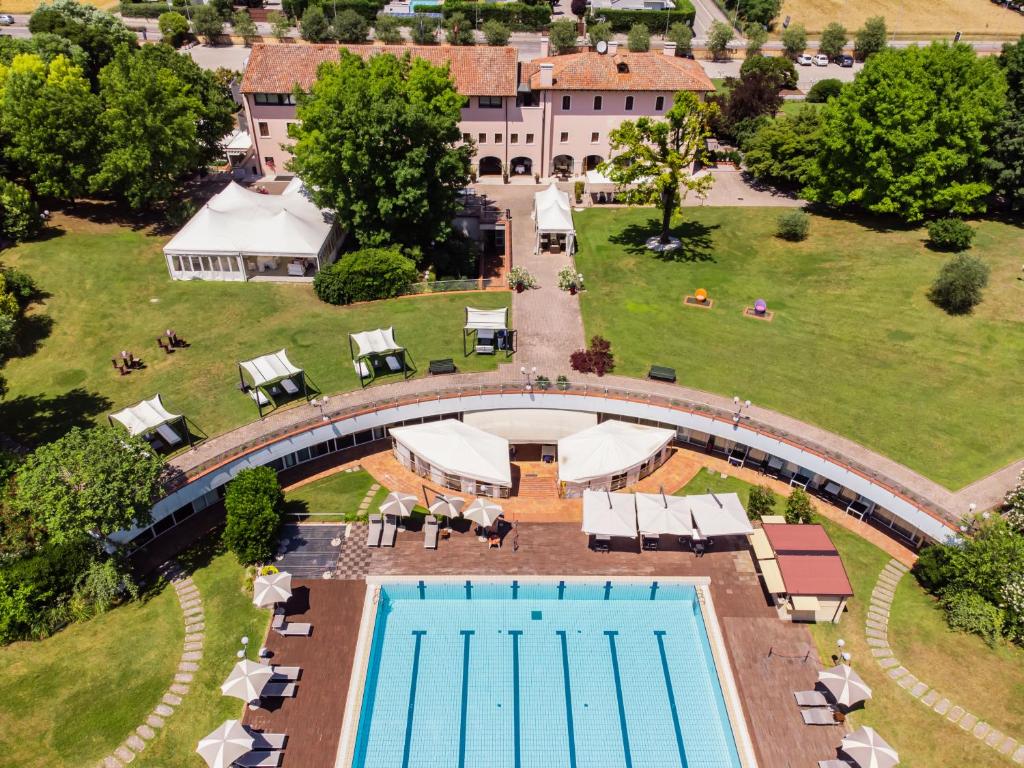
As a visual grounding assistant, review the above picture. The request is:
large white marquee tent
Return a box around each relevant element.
[558,420,675,496]
[390,419,512,498]
[533,183,575,254]
[163,179,342,282]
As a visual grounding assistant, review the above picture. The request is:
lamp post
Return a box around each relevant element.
[732,396,751,424]
[836,637,847,664]
[520,365,536,392]
[312,395,330,421]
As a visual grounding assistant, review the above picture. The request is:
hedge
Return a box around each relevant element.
[120,2,180,18]
[586,4,695,31]
[316,0,386,23]
[420,2,551,31]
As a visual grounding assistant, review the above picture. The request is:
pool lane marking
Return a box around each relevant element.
[556,631,579,768]
[604,631,633,768]
[509,630,523,768]
[655,631,689,768]
[458,630,474,768]
[401,631,427,768]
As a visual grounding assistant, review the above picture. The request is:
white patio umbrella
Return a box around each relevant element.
[818,663,873,708]
[196,720,254,768]
[220,659,275,702]
[379,491,418,519]
[463,498,504,527]
[252,571,292,608]
[428,496,465,519]
[841,726,899,768]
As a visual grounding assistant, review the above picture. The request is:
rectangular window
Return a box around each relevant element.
[478,95,502,109]
[625,95,634,111]
[510,133,519,144]
[478,133,486,143]
[559,131,568,143]
[258,121,270,138]
[526,133,535,144]
[593,95,603,110]
[263,156,275,167]
[254,93,295,106]
[655,95,665,111]
[591,131,599,143]
[561,95,571,110]
[494,133,502,144]
[462,133,472,143]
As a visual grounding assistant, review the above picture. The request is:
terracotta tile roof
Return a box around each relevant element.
[762,523,839,555]
[776,554,855,597]
[523,51,715,92]
[240,43,518,96]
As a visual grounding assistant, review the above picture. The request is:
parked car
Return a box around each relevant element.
[796,53,813,66]
[0,14,15,24]
[838,54,854,67]
[814,53,829,66]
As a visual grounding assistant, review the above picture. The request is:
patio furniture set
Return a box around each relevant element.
[367,491,507,550]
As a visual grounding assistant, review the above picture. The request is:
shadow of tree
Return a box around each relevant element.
[609,216,718,263]
[0,388,112,448]
[10,314,54,358]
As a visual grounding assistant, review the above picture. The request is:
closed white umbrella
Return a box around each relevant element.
[196,720,254,768]
[818,664,873,708]
[463,498,504,527]
[841,726,899,768]
[428,496,465,519]
[220,660,275,702]
[379,491,418,519]
[252,571,292,608]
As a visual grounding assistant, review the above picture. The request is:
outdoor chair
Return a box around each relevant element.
[271,612,285,630]
[112,358,129,376]
[817,761,852,768]
[234,750,282,768]
[794,690,829,707]
[261,682,296,698]
[276,623,311,637]
[366,514,382,547]
[270,666,301,682]
[248,388,271,407]
[801,708,838,725]
[250,733,287,750]
[423,515,439,550]
[381,516,397,547]
[648,365,677,383]
[429,358,456,375]
[593,535,611,553]
[156,337,173,354]
[641,534,659,551]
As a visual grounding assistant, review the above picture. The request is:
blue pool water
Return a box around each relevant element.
[352,580,742,768]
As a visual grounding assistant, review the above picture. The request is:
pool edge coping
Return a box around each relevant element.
[335,582,379,768]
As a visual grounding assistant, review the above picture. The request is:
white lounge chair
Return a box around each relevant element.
[249,732,288,750]
[155,423,182,446]
[801,708,837,725]
[234,750,282,767]
[249,388,271,406]
[817,761,851,768]
[381,515,397,547]
[271,666,301,681]
[424,515,439,550]
[280,378,299,395]
[795,690,829,707]
[276,622,311,637]
[366,514,382,547]
[354,360,370,378]
[261,682,296,698]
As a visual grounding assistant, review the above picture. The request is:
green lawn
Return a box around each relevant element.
[285,467,390,522]
[780,100,823,116]
[574,207,1024,489]
[0,219,510,446]
[674,465,787,514]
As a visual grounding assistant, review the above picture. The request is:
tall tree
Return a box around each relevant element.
[819,22,847,59]
[288,51,471,250]
[548,19,578,54]
[13,427,164,544]
[780,22,807,58]
[92,44,234,209]
[222,467,284,565]
[707,20,733,60]
[806,43,1006,221]
[443,11,474,46]
[28,0,137,82]
[743,104,822,187]
[601,91,716,244]
[993,36,1024,209]
[854,15,886,60]
[333,9,369,43]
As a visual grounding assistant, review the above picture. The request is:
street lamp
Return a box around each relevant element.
[312,395,330,421]
[732,396,751,423]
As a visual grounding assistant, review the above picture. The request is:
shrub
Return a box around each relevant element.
[548,19,578,54]
[627,23,650,52]
[776,209,810,241]
[784,488,814,524]
[333,8,369,41]
[943,589,1004,646]
[706,20,733,60]
[666,22,693,56]
[223,467,284,566]
[739,54,798,90]
[69,557,138,622]
[587,21,612,48]
[314,247,418,305]
[158,11,190,46]
[573,180,584,203]
[507,265,537,290]
[912,544,954,593]
[119,2,177,18]
[482,19,510,46]
[586,4,695,32]
[1,267,38,307]
[746,484,776,519]
[301,5,334,41]
[427,2,550,31]
[373,13,402,43]
[409,13,438,44]
[0,179,40,243]
[190,4,224,40]
[781,22,806,57]
[570,335,614,376]
[806,78,843,103]
[926,217,975,251]
[444,11,474,45]
[269,10,293,39]
[556,264,584,292]
[929,253,989,314]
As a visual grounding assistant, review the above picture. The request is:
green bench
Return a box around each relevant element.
[648,365,676,383]
[429,358,456,376]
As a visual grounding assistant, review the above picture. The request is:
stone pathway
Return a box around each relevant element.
[98,561,203,767]
[868,559,1024,763]
[356,480,381,517]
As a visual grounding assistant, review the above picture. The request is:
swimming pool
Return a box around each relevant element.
[347,579,746,768]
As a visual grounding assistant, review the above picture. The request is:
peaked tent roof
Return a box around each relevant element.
[581,490,637,537]
[635,492,694,536]
[390,419,512,486]
[110,395,181,437]
[465,307,508,331]
[558,420,675,484]
[350,327,403,359]
[687,492,754,537]
[164,181,333,258]
[534,184,575,234]
[239,349,303,388]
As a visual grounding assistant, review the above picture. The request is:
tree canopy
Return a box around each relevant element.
[806,43,1006,221]
[223,467,284,565]
[288,51,471,250]
[28,0,136,81]
[742,104,822,188]
[993,36,1024,209]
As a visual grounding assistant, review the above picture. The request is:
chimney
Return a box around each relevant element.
[663,41,677,57]
[538,36,549,57]
[539,62,554,88]
[607,40,619,54]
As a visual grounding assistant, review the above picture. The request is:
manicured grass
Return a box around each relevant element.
[777,0,1024,34]
[674,465,787,514]
[285,467,390,522]
[574,207,1024,489]
[779,100,823,116]
[0,217,509,446]
[0,580,182,767]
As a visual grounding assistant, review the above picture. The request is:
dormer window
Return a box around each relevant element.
[615,56,629,74]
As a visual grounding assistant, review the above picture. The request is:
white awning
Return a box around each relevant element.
[791,595,821,611]
[749,528,775,560]
[581,490,637,537]
[239,349,303,388]
[463,409,597,444]
[223,130,253,152]
[635,492,694,536]
[465,307,508,331]
[759,558,786,594]
[389,419,511,487]
[558,420,675,484]
[350,327,402,359]
[584,169,616,190]
[688,492,754,537]
[109,395,181,437]
[534,183,575,234]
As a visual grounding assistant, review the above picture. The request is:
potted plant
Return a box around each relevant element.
[574,180,585,204]
[556,374,570,390]
[557,264,584,294]
[535,375,551,390]
[507,265,537,292]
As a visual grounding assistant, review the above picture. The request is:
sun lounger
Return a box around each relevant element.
[261,682,296,698]
[817,761,852,768]
[794,690,829,707]
[250,732,288,750]
[271,612,285,629]
[155,423,182,446]
[381,515,397,547]
[801,707,837,725]
[366,514,382,547]
[354,360,370,378]
[271,666,301,681]
[593,534,611,553]
[276,623,311,637]
[249,388,270,406]
[234,750,282,767]
[385,355,403,372]
[424,515,439,550]
[280,378,299,395]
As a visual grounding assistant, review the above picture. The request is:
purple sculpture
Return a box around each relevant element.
[754,299,767,315]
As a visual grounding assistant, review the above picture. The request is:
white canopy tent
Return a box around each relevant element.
[237,349,308,416]
[463,307,514,356]
[558,420,675,496]
[686,493,754,538]
[348,327,409,386]
[163,179,342,282]
[581,490,637,538]
[533,183,575,254]
[390,419,512,497]
[635,492,694,537]
[108,394,190,448]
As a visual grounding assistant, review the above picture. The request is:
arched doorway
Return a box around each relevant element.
[478,156,502,176]
[510,157,532,176]
[583,154,604,172]
[552,154,574,178]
